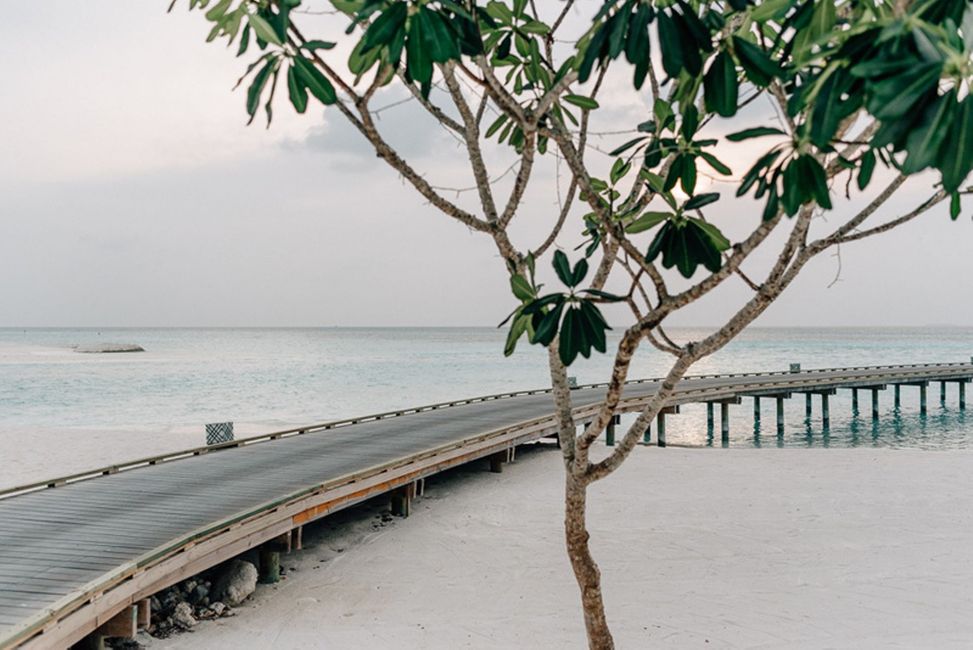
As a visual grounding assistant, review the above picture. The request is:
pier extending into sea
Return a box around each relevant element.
[1,360,971,649]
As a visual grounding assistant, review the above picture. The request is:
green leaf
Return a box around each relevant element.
[510,274,534,301]
[609,136,647,156]
[563,94,599,110]
[286,64,308,113]
[610,158,631,184]
[857,150,876,190]
[303,40,336,51]
[725,126,786,142]
[533,301,564,346]
[940,95,973,193]
[703,50,738,118]
[802,155,832,210]
[504,312,531,356]
[571,258,589,287]
[950,191,961,220]
[558,307,581,366]
[407,10,433,86]
[293,55,337,105]
[866,61,942,121]
[656,11,684,78]
[699,151,732,175]
[552,250,574,286]
[684,192,720,210]
[732,36,780,87]
[626,211,671,234]
[248,14,282,47]
[246,58,276,123]
[362,3,408,52]
[902,90,955,174]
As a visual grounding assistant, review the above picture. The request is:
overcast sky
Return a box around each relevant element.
[1,2,969,328]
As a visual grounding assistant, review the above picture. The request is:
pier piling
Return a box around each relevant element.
[753,397,760,423]
[805,393,812,419]
[872,388,879,419]
[822,393,830,428]
[721,402,730,447]
[852,389,859,413]
[895,385,901,409]
[920,384,928,415]
[961,382,967,410]
[776,396,785,435]
[657,412,667,447]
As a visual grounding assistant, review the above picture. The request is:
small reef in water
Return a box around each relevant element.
[73,343,145,353]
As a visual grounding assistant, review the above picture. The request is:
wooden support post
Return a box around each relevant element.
[961,382,967,410]
[805,393,812,419]
[391,481,417,517]
[259,546,281,584]
[642,423,651,445]
[871,388,879,419]
[489,450,505,473]
[77,634,106,650]
[98,604,137,639]
[136,598,151,629]
[821,393,830,428]
[895,384,901,409]
[851,389,859,413]
[920,384,927,415]
[416,477,425,497]
[776,396,785,435]
[656,412,666,448]
[720,402,730,447]
[606,418,615,447]
[753,397,760,422]
[941,381,947,403]
[707,402,714,431]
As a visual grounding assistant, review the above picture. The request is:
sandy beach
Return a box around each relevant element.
[133,444,973,649]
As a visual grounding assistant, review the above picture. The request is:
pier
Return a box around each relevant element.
[0,361,971,648]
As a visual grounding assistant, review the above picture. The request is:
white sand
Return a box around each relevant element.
[141,445,973,649]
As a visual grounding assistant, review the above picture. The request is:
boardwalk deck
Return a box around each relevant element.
[0,362,971,648]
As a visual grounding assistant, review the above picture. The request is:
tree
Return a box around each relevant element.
[181,0,973,646]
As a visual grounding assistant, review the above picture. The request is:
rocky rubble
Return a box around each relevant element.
[108,559,258,644]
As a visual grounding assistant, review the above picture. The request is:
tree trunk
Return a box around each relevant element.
[564,472,614,649]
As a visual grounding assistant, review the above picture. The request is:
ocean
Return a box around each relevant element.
[1,327,971,451]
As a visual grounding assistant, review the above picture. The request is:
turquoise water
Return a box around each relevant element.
[0,327,971,448]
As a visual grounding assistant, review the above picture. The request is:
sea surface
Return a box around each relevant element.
[1,327,971,450]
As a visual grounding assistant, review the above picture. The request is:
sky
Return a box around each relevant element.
[0,1,970,328]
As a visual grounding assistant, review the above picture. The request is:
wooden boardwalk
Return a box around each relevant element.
[1,361,971,648]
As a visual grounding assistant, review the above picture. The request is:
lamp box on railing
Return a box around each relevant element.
[206,422,234,445]
[568,376,578,389]
[789,363,801,373]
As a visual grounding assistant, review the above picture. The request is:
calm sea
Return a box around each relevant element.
[1,327,971,449]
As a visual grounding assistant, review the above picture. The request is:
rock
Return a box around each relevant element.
[189,584,209,605]
[209,601,227,617]
[212,559,257,606]
[172,602,196,629]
